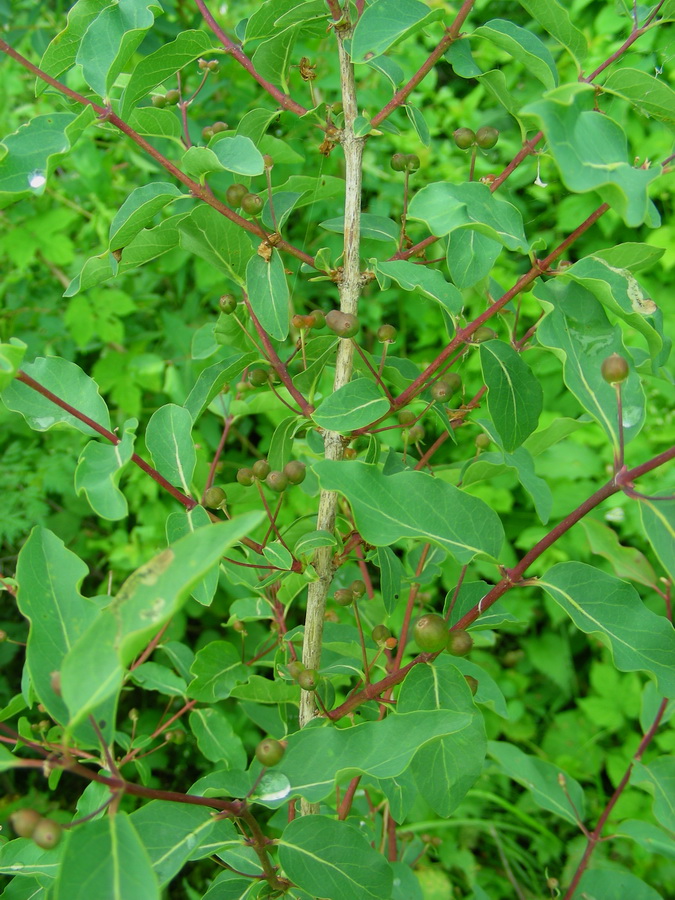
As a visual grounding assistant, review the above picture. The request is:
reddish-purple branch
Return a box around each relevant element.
[194,0,308,117]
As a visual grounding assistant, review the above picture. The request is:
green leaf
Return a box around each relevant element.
[53,813,159,900]
[179,205,254,282]
[602,67,675,126]
[560,256,665,362]
[15,528,99,727]
[0,108,95,206]
[375,260,463,315]
[399,659,486,816]
[377,546,404,614]
[320,214,399,244]
[294,530,337,558]
[251,25,299,91]
[189,707,247,767]
[211,135,265,176]
[245,0,299,41]
[130,802,223,886]
[184,352,257,422]
[539,562,675,698]
[312,381,390,433]
[187,641,249,702]
[446,229,501,289]
[488,741,586,825]
[516,0,587,64]
[0,838,64,878]
[278,817,393,900]
[2,356,110,435]
[246,251,290,341]
[614,819,675,861]
[463,447,552,524]
[408,181,529,250]
[523,84,660,227]
[268,416,303,471]
[145,403,196,494]
[74,418,136,520]
[76,0,162,98]
[639,499,675,582]
[351,0,444,64]
[631,757,675,832]
[479,341,543,451]
[474,19,558,88]
[580,518,657,587]
[0,744,19,772]
[128,106,184,144]
[0,338,26,390]
[166,506,219,606]
[120,29,215,117]
[129,661,186,695]
[60,514,262,727]
[574,869,663,900]
[108,182,184,251]
[38,0,109,91]
[536,279,646,447]
[404,105,430,146]
[315,461,504,563]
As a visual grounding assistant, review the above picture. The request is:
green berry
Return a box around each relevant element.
[430,377,460,401]
[287,660,305,680]
[204,486,226,509]
[249,368,270,387]
[325,310,360,338]
[447,629,473,657]
[350,579,366,599]
[405,154,420,171]
[226,183,249,207]
[475,126,499,149]
[151,94,168,108]
[212,121,228,134]
[333,588,354,607]
[377,324,397,343]
[255,737,285,767]
[32,818,62,850]
[601,353,629,384]
[475,433,490,450]
[297,668,320,691]
[164,89,180,105]
[207,60,219,72]
[252,459,271,480]
[390,153,407,172]
[241,192,263,215]
[265,471,289,492]
[284,460,306,485]
[309,309,326,329]
[453,127,475,149]
[219,294,237,314]
[201,126,215,142]
[472,326,497,343]
[406,424,425,443]
[371,624,391,643]
[413,613,448,653]
[263,154,274,169]
[236,467,254,486]
[398,410,416,426]
[10,808,42,838]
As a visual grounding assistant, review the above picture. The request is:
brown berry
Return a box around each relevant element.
[447,629,473,657]
[284,460,306,485]
[325,310,360,338]
[601,353,629,384]
[266,471,289,492]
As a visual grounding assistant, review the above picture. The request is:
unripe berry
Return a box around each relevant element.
[325,310,360,338]
[475,433,490,450]
[344,447,357,460]
[236,467,254,486]
[333,588,354,607]
[377,324,397,343]
[405,154,420,171]
[292,313,307,329]
[309,309,325,329]
[601,353,629,384]
[431,377,460,401]
[241,192,263,215]
[204,486,226,508]
[372,624,391,643]
[255,737,285,767]
[219,294,237,314]
[398,410,416,426]
[472,326,497,343]
[10,808,42,838]
[164,89,180,105]
[263,154,274,169]
[390,153,407,172]
[287,660,305,680]
[413,614,448,652]
[201,126,215,142]
[350,579,366,599]
[207,60,219,72]
[32,818,62,850]
[249,368,270,387]
[232,620,247,632]
[284,460,306,485]
[252,459,271,480]
[151,94,168,108]
[406,424,425,443]
[226,183,249,207]
[266,471,289,492]
[447,629,473,657]
[453,127,475,149]
[212,121,228,134]
[475,126,499,149]
[297,668,320,691]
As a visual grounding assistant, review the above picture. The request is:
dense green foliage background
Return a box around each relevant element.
[0,1,674,898]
